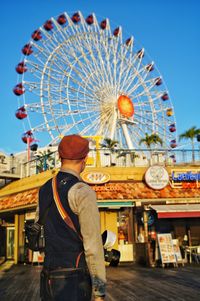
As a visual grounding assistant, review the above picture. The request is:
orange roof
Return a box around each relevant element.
[0,181,200,213]
[93,182,200,200]
[0,188,38,212]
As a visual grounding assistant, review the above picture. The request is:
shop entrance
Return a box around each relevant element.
[100,208,134,262]
[6,227,14,259]
[117,208,134,261]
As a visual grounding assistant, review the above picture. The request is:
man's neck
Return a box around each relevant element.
[60,163,81,175]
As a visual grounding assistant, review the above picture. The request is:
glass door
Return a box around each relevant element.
[6,227,15,259]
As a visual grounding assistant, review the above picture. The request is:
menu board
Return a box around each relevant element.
[157,233,176,264]
[172,239,183,263]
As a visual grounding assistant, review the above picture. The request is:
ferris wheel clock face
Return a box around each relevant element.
[14,11,177,149]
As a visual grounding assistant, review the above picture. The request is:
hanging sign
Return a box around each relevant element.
[145,166,169,190]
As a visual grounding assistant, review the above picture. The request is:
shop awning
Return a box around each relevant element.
[97,201,134,209]
[150,204,200,218]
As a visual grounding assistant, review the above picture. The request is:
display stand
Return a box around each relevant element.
[172,239,184,266]
[157,233,177,268]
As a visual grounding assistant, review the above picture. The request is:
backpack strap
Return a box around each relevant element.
[52,176,83,241]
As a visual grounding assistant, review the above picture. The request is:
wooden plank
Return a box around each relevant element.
[0,263,200,300]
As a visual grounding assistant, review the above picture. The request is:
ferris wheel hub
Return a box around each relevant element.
[117,95,134,118]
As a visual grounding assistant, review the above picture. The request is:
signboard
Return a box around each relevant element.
[145,166,169,190]
[157,233,176,264]
[82,171,110,184]
[172,239,183,263]
[170,169,200,189]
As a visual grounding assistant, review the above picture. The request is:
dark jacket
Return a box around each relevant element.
[39,172,87,269]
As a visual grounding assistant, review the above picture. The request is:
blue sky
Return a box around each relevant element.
[0,0,199,154]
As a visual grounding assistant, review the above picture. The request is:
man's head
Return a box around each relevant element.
[58,135,89,172]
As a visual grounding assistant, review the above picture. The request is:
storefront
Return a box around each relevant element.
[133,166,200,266]
[0,165,200,266]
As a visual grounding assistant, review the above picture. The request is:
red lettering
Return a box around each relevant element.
[182,182,198,189]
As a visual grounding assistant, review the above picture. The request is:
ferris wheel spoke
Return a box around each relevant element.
[52,51,101,96]
[70,59,104,93]
[54,23,105,84]
[133,89,164,102]
[79,34,112,87]
[26,101,99,116]
[84,36,114,87]
[134,112,155,125]
[57,31,107,88]
[100,30,122,89]
[119,59,139,93]
[80,116,100,136]
[32,40,99,95]
[126,74,161,96]
[134,112,168,136]
[69,111,100,135]
[31,121,61,133]
[31,40,54,61]
[127,78,156,121]
[99,107,116,137]
[121,51,146,92]
[39,26,66,53]
[116,42,134,92]
[98,40,115,86]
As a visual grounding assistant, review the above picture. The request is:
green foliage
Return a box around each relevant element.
[179,126,200,161]
[179,126,200,142]
[36,150,55,172]
[100,138,119,152]
[139,133,163,149]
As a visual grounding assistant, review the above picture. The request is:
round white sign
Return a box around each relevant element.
[82,171,110,184]
[145,165,169,190]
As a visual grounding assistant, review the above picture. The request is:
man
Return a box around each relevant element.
[37,135,106,301]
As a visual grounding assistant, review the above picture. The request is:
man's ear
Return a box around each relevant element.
[83,155,88,163]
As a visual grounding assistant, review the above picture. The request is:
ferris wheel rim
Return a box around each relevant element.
[14,11,178,149]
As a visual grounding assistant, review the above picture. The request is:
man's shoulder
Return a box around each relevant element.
[72,181,93,192]
[70,181,96,200]
[39,178,53,192]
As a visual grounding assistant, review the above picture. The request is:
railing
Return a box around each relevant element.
[18,149,200,178]
[0,149,200,179]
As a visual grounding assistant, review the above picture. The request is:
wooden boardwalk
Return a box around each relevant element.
[0,262,200,300]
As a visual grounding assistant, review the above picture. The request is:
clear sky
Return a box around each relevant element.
[0,0,199,154]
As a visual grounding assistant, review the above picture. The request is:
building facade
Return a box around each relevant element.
[0,165,200,266]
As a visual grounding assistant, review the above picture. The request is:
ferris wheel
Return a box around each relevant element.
[14,11,177,149]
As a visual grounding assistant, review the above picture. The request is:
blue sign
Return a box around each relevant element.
[172,171,200,181]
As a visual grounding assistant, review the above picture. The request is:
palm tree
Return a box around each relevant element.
[35,149,55,173]
[139,133,163,163]
[117,150,138,166]
[179,126,200,162]
[139,133,163,149]
[100,138,118,166]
